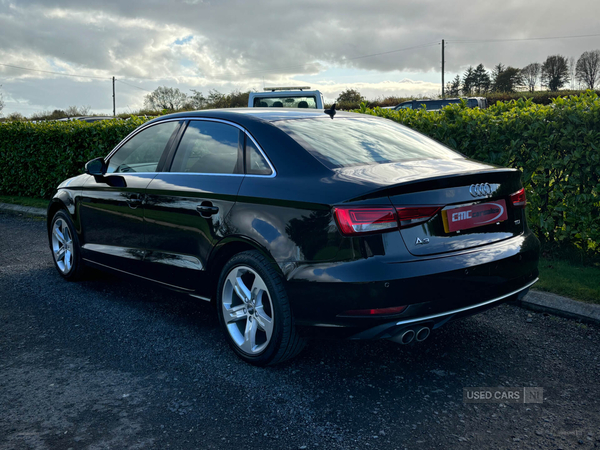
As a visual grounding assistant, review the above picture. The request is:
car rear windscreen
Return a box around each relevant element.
[274,117,462,169]
[253,96,317,108]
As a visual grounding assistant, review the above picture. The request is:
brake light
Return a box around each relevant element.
[334,205,442,235]
[334,207,397,235]
[340,305,408,317]
[510,188,527,208]
[395,206,442,229]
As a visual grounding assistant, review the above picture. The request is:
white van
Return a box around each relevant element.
[248,87,325,109]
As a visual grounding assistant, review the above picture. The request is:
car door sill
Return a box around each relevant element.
[83,258,195,292]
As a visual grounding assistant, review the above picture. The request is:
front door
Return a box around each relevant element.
[79,120,182,275]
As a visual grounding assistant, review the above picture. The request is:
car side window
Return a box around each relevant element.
[170,121,241,174]
[107,121,179,174]
[245,138,272,175]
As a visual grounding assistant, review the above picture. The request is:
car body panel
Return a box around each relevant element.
[79,173,157,275]
[143,173,244,291]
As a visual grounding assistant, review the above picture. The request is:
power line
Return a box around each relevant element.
[346,42,440,61]
[448,32,600,44]
[239,42,440,76]
[0,63,110,80]
[115,79,153,92]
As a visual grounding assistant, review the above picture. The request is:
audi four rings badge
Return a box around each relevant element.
[470,183,492,197]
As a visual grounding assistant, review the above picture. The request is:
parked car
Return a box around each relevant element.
[248,86,324,108]
[48,109,539,365]
[56,116,118,123]
[394,97,488,111]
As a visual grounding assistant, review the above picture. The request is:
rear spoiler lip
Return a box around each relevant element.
[344,168,521,203]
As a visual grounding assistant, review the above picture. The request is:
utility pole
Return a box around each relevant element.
[441,39,445,98]
[112,77,116,117]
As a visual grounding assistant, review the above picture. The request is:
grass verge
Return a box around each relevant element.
[536,257,600,305]
[0,195,49,209]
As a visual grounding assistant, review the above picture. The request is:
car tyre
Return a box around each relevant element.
[217,250,305,366]
[50,210,85,281]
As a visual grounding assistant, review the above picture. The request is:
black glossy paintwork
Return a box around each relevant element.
[48,108,540,338]
[143,173,243,291]
[78,173,158,275]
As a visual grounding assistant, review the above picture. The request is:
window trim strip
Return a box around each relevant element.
[104,117,276,178]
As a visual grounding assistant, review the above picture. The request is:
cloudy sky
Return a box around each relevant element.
[1,0,599,116]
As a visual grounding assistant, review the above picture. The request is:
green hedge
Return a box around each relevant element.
[356,91,600,254]
[327,90,600,111]
[1,94,598,254]
[0,117,149,199]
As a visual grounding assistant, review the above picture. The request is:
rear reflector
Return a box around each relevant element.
[510,188,527,208]
[340,305,408,317]
[333,207,397,235]
[395,206,442,228]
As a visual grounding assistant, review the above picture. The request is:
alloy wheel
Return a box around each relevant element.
[221,265,274,355]
[51,218,74,274]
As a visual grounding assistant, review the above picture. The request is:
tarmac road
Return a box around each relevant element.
[1,210,599,450]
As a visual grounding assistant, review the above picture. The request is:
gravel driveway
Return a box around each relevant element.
[1,211,599,450]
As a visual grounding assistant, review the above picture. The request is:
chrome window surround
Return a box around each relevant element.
[104,117,276,178]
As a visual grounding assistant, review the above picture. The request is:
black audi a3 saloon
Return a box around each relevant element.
[48,108,539,365]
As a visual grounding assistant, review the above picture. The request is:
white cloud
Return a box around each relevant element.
[1,0,599,115]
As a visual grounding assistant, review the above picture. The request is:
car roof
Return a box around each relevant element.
[148,108,360,125]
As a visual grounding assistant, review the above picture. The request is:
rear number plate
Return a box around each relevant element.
[443,200,508,233]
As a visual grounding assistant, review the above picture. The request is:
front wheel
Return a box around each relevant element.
[50,210,85,281]
[216,251,305,366]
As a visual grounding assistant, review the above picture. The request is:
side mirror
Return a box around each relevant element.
[85,157,107,176]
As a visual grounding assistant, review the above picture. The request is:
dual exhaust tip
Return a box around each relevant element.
[392,326,430,345]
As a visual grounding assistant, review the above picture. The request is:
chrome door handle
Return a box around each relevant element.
[126,193,143,209]
[197,203,219,217]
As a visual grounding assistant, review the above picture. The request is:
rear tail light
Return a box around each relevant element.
[333,205,441,236]
[510,188,527,208]
[333,207,397,235]
[339,305,408,317]
[396,206,442,229]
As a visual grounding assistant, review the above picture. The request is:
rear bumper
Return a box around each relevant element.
[285,230,540,337]
[349,278,536,341]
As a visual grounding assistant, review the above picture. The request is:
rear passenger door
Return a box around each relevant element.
[143,119,245,293]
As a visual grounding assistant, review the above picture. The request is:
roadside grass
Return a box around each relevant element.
[0,195,48,209]
[536,257,600,305]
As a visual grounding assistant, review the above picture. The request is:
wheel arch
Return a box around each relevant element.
[47,190,79,231]
[206,236,283,303]
[47,198,69,235]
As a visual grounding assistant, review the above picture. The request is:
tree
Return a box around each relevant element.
[521,63,541,92]
[336,88,364,104]
[206,89,229,108]
[65,105,91,117]
[491,63,505,90]
[462,66,476,95]
[144,86,188,111]
[6,112,25,121]
[472,64,491,94]
[0,90,4,116]
[228,90,250,108]
[446,75,461,97]
[491,64,523,92]
[541,55,570,91]
[568,56,576,89]
[187,90,207,109]
[575,50,600,90]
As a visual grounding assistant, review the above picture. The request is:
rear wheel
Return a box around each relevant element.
[50,210,85,281]
[216,250,305,366]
